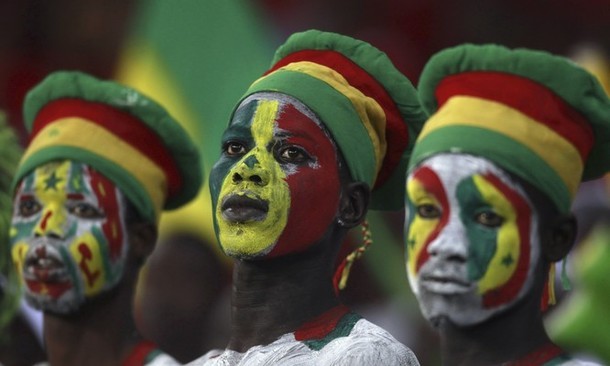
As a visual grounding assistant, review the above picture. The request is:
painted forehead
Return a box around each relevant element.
[411,153,520,190]
[231,92,335,140]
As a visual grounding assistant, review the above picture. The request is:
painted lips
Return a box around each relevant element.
[420,274,473,294]
[221,194,269,223]
[24,245,67,282]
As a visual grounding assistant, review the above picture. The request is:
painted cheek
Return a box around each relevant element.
[267,103,340,257]
[69,232,106,296]
[88,167,125,262]
[216,100,291,256]
[405,167,449,278]
[469,173,532,308]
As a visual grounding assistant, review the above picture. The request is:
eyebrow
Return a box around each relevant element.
[19,194,35,201]
[67,193,85,200]
[221,125,251,142]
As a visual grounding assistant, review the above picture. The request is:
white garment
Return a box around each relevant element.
[187,318,419,366]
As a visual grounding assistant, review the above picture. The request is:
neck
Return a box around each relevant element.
[228,235,343,352]
[43,269,142,366]
[438,290,553,366]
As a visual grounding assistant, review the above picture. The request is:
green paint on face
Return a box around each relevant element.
[456,176,499,282]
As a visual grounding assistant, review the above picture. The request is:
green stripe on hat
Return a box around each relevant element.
[418,43,610,182]
[246,68,377,187]
[410,125,572,213]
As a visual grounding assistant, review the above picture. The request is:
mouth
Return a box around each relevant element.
[420,274,473,294]
[220,193,269,223]
[24,245,68,282]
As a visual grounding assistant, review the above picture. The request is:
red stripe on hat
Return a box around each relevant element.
[31,98,182,199]
[268,50,409,188]
[435,71,594,160]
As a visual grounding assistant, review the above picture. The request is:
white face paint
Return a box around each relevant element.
[405,154,540,326]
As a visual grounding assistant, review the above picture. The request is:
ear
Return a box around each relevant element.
[128,222,158,265]
[337,181,370,229]
[542,214,577,262]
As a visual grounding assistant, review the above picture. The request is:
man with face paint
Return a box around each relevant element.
[189,30,427,365]
[10,71,202,366]
[404,44,610,365]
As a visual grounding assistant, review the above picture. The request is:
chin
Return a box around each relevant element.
[417,287,500,328]
[25,291,83,315]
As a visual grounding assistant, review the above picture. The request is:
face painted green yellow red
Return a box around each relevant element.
[10,160,129,314]
[405,154,540,326]
[209,92,341,259]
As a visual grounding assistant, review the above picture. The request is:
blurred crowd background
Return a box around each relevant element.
[0,1,609,365]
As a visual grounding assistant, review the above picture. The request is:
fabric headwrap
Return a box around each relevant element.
[238,29,427,210]
[14,71,203,224]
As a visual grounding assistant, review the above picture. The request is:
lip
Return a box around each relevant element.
[220,194,269,223]
[420,274,473,294]
[24,245,68,282]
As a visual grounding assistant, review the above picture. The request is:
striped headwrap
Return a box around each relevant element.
[410,44,610,213]
[238,29,427,210]
[13,71,203,223]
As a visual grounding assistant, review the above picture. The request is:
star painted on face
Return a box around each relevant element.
[502,253,515,267]
[44,171,62,191]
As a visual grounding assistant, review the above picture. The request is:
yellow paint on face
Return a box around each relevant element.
[11,242,28,284]
[472,175,520,294]
[406,178,441,278]
[216,100,290,256]
[33,161,71,237]
[68,232,106,296]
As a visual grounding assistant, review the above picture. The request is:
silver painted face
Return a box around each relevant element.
[405,154,540,326]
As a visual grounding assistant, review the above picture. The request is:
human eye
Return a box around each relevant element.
[277,145,311,164]
[69,202,105,219]
[416,204,441,219]
[475,210,504,228]
[18,198,41,217]
[222,141,248,157]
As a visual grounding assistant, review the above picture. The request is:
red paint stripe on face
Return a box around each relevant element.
[40,211,53,231]
[87,167,123,260]
[481,173,531,308]
[67,193,84,200]
[412,166,450,273]
[267,50,409,189]
[32,98,183,197]
[270,102,341,257]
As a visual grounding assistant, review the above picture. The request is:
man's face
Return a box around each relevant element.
[11,160,129,314]
[209,93,341,259]
[405,154,540,326]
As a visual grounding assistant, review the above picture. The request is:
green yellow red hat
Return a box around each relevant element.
[239,29,427,210]
[14,71,203,223]
[410,44,610,213]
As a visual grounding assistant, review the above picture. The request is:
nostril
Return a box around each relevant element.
[232,173,243,183]
[447,254,466,264]
[249,175,262,185]
[47,232,62,240]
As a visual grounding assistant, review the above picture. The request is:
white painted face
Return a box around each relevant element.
[404,153,541,326]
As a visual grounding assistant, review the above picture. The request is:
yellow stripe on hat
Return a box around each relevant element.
[419,96,584,198]
[22,117,167,220]
[267,61,387,178]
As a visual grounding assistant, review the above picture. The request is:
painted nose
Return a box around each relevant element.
[232,154,269,186]
[427,221,468,263]
[34,206,66,239]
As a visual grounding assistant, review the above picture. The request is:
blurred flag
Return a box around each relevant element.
[115,0,277,248]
